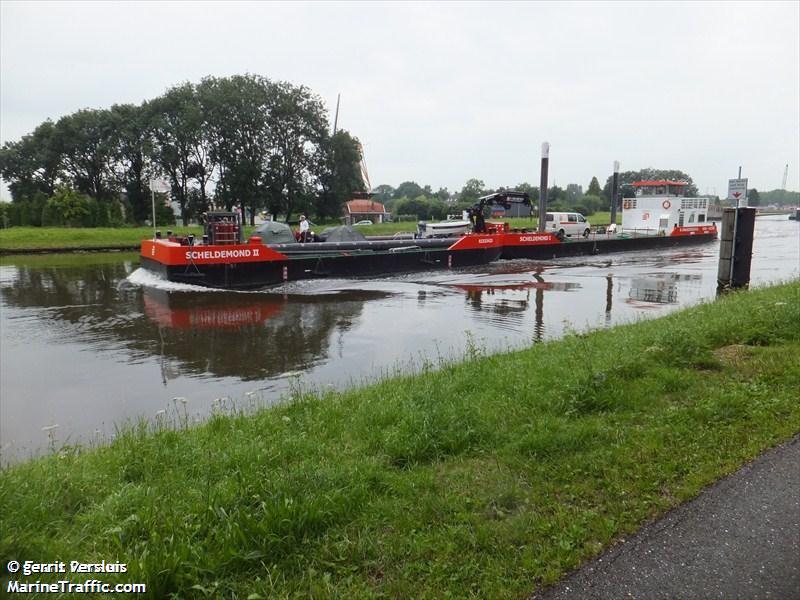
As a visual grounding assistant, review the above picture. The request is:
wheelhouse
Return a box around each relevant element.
[622,180,709,235]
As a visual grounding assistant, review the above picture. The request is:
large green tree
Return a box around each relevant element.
[147,83,211,223]
[55,109,119,200]
[513,182,539,202]
[264,81,328,223]
[394,181,426,200]
[0,121,62,201]
[587,176,603,198]
[565,183,583,205]
[198,74,272,219]
[458,178,486,204]
[2,74,361,227]
[316,130,365,220]
[108,104,152,222]
[372,184,395,203]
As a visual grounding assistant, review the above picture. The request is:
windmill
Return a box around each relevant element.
[333,93,374,199]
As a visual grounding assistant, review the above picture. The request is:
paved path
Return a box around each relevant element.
[532,434,800,600]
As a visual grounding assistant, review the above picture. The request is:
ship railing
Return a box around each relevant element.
[585,227,663,240]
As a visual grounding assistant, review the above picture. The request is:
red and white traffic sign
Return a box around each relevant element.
[728,178,747,204]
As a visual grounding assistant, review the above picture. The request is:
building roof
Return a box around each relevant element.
[346,199,387,214]
[632,180,688,187]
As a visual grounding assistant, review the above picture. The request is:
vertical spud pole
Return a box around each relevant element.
[610,161,620,228]
[538,142,550,233]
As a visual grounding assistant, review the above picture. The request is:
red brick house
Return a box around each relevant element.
[343,199,390,225]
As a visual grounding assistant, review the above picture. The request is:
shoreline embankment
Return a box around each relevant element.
[1,281,798,598]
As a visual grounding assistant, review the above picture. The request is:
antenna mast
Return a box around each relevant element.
[332,93,340,136]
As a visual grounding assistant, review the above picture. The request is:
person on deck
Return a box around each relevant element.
[299,215,310,242]
[470,207,486,233]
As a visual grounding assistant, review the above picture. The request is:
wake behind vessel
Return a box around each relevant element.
[140,184,717,289]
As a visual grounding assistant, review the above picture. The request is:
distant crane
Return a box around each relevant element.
[782,164,788,190]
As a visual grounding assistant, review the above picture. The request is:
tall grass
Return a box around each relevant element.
[1,282,798,598]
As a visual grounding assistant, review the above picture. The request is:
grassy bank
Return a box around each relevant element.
[0,213,622,252]
[0,227,196,252]
[3,283,797,598]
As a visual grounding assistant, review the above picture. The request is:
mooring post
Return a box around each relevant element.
[538,142,550,232]
[717,207,756,292]
[610,161,620,228]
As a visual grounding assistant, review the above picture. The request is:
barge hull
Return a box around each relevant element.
[142,246,502,290]
[501,232,718,260]
[140,231,717,290]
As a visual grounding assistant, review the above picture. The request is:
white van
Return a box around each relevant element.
[544,212,591,238]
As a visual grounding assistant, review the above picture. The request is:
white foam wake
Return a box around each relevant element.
[125,267,213,292]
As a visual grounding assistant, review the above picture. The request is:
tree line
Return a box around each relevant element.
[4,83,750,229]
[368,168,708,221]
[0,74,365,226]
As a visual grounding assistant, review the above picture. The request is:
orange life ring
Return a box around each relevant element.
[662,200,672,210]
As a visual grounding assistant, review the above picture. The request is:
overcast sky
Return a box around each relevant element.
[2,1,798,200]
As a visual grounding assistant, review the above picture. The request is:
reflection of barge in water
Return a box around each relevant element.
[143,289,284,329]
[141,185,717,290]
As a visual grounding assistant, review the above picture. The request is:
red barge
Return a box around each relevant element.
[140,184,717,290]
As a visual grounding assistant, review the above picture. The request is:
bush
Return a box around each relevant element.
[45,187,91,227]
[108,200,125,227]
[155,202,177,227]
[5,193,49,227]
[581,195,607,215]
[572,204,593,216]
[41,199,62,226]
[394,195,448,220]
[0,203,10,228]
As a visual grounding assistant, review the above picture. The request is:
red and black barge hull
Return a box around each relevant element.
[500,228,719,260]
[140,234,503,290]
[140,226,718,290]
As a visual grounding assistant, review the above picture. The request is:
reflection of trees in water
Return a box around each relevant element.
[144,290,371,381]
[0,262,137,345]
[1,261,376,381]
[1,262,130,310]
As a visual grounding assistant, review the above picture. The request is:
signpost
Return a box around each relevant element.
[728,178,747,207]
[719,169,755,291]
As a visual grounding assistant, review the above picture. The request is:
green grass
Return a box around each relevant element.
[1,213,622,252]
[0,227,189,251]
[2,282,798,597]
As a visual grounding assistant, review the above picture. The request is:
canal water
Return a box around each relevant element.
[1,216,797,461]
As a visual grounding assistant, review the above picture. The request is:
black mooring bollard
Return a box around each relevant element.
[717,207,756,292]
